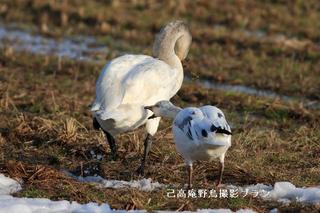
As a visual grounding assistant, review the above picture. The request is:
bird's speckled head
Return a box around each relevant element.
[144,100,181,119]
[180,107,204,120]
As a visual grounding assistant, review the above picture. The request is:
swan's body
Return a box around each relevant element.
[146,101,232,187]
[91,55,184,135]
[91,21,192,174]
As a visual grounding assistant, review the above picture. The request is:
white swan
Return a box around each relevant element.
[91,21,192,175]
[145,101,232,188]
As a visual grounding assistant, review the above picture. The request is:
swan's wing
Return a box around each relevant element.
[121,58,179,106]
[91,62,117,112]
[91,54,153,119]
[199,105,232,134]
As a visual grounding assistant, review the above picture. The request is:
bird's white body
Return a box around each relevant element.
[91,54,184,136]
[145,98,231,186]
[174,126,230,163]
[172,106,231,166]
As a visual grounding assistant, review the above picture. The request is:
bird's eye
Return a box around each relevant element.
[191,111,195,115]
[201,129,208,137]
[210,125,216,132]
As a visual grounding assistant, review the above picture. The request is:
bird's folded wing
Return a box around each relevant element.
[121,59,178,106]
[91,55,154,118]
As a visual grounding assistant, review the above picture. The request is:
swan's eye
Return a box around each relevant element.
[201,129,208,137]
[217,112,223,118]
[191,111,195,115]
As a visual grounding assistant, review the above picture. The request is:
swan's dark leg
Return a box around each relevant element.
[92,117,100,130]
[102,130,118,161]
[136,134,152,175]
[93,117,118,160]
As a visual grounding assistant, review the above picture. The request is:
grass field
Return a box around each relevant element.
[0,0,319,212]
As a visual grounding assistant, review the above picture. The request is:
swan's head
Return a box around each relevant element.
[144,101,181,119]
[153,20,192,61]
[174,25,192,61]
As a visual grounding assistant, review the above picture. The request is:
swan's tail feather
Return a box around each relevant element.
[94,109,123,122]
[90,101,101,112]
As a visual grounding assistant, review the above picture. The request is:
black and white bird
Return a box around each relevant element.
[145,101,232,188]
[91,21,192,175]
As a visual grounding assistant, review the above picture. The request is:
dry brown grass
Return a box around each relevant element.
[0,0,320,100]
[59,118,78,144]
[0,1,319,210]
[0,51,319,211]
[3,161,109,203]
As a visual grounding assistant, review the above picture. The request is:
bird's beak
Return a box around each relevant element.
[147,114,157,119]
[144,105,157,119]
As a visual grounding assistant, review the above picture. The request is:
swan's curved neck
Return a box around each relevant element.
[153,21,191,71]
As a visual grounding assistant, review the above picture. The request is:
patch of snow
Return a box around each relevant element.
[0,174,22,195]
[0,196,113,213]
[227,182,320,204]
[235,210,256,213]
[0,25,318,110]
[96,154,103,160]
[75,175,163,191]
[157,209,256,213]
[0,25,108,62]
[71,172,320,204]
[269,182,320,204]
[0,196,258,213]
[1,173,319,213]
[89,150,104,161]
